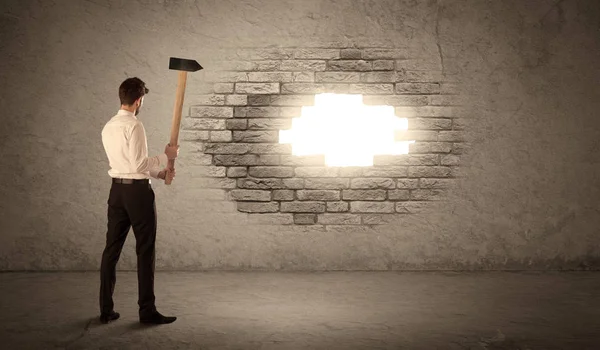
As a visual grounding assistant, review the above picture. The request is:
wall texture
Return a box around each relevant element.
[0,0,599,271]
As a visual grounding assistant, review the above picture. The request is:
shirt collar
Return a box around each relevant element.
[117,109,137,119]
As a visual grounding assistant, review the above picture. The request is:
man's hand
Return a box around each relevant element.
[157,167,176,182]
[164,143,179,160]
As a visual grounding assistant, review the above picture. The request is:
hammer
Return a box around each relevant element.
[165,57,203,185]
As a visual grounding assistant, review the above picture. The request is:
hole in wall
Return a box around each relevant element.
[278,93,415,167]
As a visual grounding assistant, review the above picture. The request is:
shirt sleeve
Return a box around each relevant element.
[128,122,168,173]
[149,166,162,179]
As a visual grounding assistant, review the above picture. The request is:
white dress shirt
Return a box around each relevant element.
[101,109,168,180]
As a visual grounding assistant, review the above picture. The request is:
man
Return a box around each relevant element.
[99,77,179,325]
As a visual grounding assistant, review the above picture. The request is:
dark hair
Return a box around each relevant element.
[119,77,149,105]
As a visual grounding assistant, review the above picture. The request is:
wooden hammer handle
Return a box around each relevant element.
[165,71,187,185]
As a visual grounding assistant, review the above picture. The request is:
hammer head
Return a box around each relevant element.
[169,57,203,72]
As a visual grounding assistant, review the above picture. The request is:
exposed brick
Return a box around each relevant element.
[283,178,304,189]
[429,95,466,106]
[327,60,372,71]
[395,59,441,71]
[362,49,407,59]
[395,106,453,117]
[294,49,340,60]
[395,83,441,94]
[227,167,248,178]
[249,143,292,154]
[350,178,395,189]
[396,179,419,189]
[229,189,271,201]
[292,72,315,82]
[441,155,460,166]
[247,213,294,225]
[317,214,361,225]
[281,83,325,94]
[249,61,281,71]
[213,83,234,94]
[350,201,395,213]
[409,155,439,166]
[236,48,294,60]
[213,155,259,166]
[342,190,386,200]
[281,202,326,213]
[362,95,428,106]
[420,178,454,188]
[225,95,247,106]
[194,177,237,189]
[295,167,339,177]
[372,155,409,166]
[339,167,365,177]
[294,214,317,225]
[233,130,279,143]
[235,83,279,95]
[195,95,225,106]
[360,72,400,83]
[405,71,444,83]
[409,142,453,153]
[440,82,459,94]
[226,119,248,130]
[190,107,234,119]
[280,60,327,71]
[387,190,410,200]
[452,143,469,155]
[305,178,349,189]
[247,118,292,130]
[438,131,465,142]
[204,71,248,82]
[297,190,340,201]
[273,190,294,201]
[247,95,271,106]
[209,131,232,142]
[186,165,226,178]
[235,107,280,118]
[237,202,279,213]
[348,84,394,94]
[238,178,285,189]
[409,118,452,130]
[247,166,293,178]
[315,72,360,83]
[395,201,428,213]
[203,143,249,154]
[258,155,281,165]
[411,189,446,201]
[362,167,407,177]
[180,130,209,141]
[280,155,325,166]
[452,118,469,130]
[270,95,315,106]
[182,118,226,130]
[327,201,349,212]
[408,166,452,177]
[247,72,293,82]
[372,60,395,71]
[340,49,361,59]
[395,130,437,142]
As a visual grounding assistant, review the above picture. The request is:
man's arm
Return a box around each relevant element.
[128,122,168,174]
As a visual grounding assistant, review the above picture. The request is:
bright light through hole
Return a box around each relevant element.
[279,93,415,166]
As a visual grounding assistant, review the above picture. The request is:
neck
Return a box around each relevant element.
[120,104,136,113]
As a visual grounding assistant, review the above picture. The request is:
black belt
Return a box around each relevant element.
[112,178,149,184]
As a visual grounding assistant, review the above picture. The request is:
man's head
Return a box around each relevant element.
[119,77,149,116]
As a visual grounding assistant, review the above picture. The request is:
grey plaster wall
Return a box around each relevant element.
[0,0,599,271]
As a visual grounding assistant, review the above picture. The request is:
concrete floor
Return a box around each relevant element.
[0,271,598,350]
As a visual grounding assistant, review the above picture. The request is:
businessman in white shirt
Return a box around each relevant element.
[100,77,179,325]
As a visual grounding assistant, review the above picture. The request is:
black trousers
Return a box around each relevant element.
[100,181,158,317]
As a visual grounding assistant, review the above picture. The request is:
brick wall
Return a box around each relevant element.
[180,47,464,226]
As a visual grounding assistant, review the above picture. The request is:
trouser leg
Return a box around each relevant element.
[100,184,131,314]
[125,183,158,317]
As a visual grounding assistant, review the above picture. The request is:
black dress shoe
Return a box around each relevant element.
[100,311,120,324]
[140,311,177,324]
